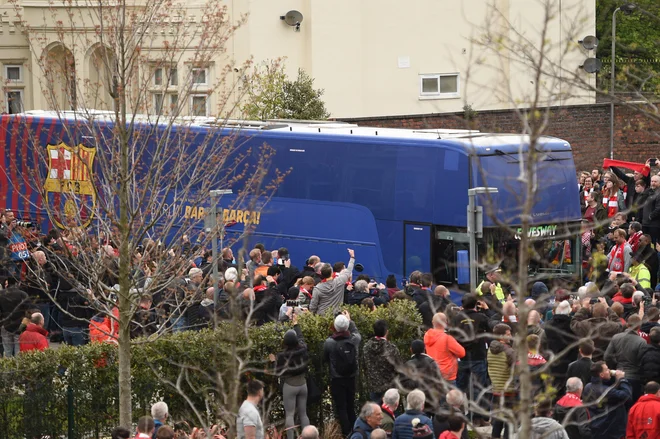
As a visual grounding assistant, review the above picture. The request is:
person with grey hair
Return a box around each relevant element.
[150,401,169,438]
[370,429,387,439]
[392,390,434,439]
[433,390,468,439]
[349,403,383,439]
[554,377,590,439]
[347,280,372,306]
[324,310,362,437]
[300,425,319,439]
[380,389,400,434]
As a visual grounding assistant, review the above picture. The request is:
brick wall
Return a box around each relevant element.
[342,103,660,172]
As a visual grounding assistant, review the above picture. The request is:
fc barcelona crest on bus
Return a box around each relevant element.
[43,142,97,229]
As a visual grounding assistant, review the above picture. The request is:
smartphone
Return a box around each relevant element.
[650,158,658,166]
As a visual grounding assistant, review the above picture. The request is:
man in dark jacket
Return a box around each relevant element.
[252,268,284,326]
[363,320,400,404]
[554,377,592,439]
[392,390,434,439]
[452,293,490,426]
[0,276,30,357]
[349,403,383,439]
[582,361,631,439]
[566,340,595,387]
[641,327,660,384]
[604,314,648,403]
[398,339,443,410]
[544,300,578,395]
[642,175,660,244]
[324,311,361,437]
[635,234,659,288]
[570,301,622,361]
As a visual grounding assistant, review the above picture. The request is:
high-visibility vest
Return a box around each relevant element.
[476,280,505,303]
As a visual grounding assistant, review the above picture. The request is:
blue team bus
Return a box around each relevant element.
[0,112,582,287]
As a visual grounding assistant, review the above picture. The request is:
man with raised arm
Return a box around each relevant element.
[309,248,355,315]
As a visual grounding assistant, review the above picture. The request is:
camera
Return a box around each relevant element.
[286,299,300,307]
[589,297,599,304]
[15,220,33,228]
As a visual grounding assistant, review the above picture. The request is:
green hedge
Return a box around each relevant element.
[0,299,422,438]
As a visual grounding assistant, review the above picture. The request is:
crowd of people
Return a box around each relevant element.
[0,159,660,439]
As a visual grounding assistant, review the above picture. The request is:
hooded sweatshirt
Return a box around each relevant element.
[524,417,569,439]
[487,340,515,394]
[424,328,465,381]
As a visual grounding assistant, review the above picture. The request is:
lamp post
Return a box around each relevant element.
[209,189,233,305]
[467,187,498,294]
[610,3,637,159]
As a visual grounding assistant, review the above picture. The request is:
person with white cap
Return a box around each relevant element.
[323,310,362,437]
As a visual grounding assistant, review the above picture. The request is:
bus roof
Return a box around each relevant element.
[19,110,571,154]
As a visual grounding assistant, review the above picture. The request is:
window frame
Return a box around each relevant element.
[5,89,24,114]
[190,93,209,117]
[5,65,23,83]
[419,73,460,99]
[191,67,208,86]
[153,67,163,86]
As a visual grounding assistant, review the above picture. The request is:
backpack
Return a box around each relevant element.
[333,338,358,377]
[412,423,434,439]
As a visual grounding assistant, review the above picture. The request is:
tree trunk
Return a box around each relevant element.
[117,19,132,425]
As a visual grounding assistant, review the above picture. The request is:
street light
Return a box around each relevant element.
[610,3,637,159]
[467,187,498,294]
[208,189,233,305]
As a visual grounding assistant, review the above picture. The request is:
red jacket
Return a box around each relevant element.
[626,394,660,439]
[19,324,49,352]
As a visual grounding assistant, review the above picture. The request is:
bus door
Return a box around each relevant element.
[433,226,469,287]
[403,223,431,277]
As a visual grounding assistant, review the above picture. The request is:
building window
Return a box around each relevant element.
[5,65,22,83]
[419,74,459,99]
[190,94,208,117]
[153,67,177,87]
[154,68,163,86]
[153,92,179,115]
[154,93,164,114]
[192,68,208,86]
[6,90,23,114]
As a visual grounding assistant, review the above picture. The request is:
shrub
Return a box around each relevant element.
[0,299,422,437]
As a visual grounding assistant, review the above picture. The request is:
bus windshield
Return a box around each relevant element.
[479,223,580,280]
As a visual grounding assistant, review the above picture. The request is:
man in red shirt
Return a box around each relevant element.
[626,381,660,439]
[19,313,49,352]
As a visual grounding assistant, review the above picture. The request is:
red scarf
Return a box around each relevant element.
[628,231,643,253]
[254,285,267,292]
[381,404,395,420]
[602,158,651,176]
[583,189,592,206]
[321,273,338,283]
[608,243,626,272]
[299,287,312,299]
[603,195,618,217]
